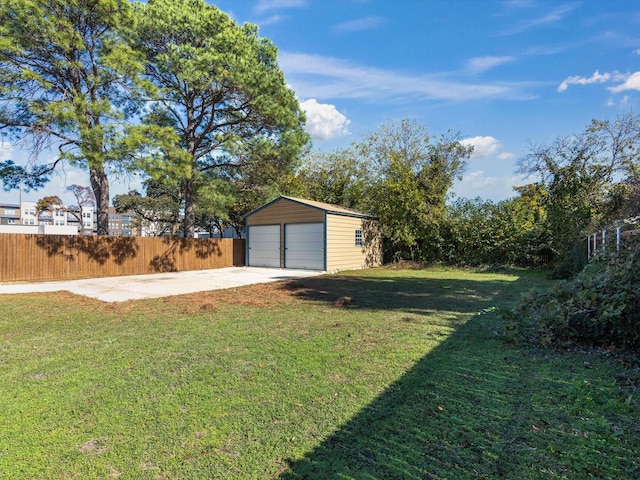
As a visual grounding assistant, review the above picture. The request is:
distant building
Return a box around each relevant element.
[0,203,20,225]
[76,207,136,236]
[20,201,38,226]
[107,208,135,236]
[0,199,137,236]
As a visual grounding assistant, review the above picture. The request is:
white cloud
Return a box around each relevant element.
[607,95,633,107]
[609,71,640,93]
[334,16,385,34]
[558,70,612,92]
[258,14,285,26]
[254,0,307,15]
[502,4,577,35]
[279,52,535,102]
[560,70,640,94]
[467,56,515,73]
[460,136,502,159]
[300,99,351,141]
[452,171,527,201]
[452,171,500,200]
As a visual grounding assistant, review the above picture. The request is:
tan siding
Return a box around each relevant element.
[326,215,382,272]
[246,197,381,272]
[246,199,324,226]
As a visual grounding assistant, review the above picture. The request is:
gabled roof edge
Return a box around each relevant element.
[243,196,378,221]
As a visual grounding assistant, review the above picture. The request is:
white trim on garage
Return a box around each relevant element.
[284,222,325,270]
[247,224,280,267]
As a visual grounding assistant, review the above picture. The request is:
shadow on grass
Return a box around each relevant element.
[280,272,560,479]
[283,273,521,314]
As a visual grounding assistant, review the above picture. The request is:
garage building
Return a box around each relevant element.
[244,196,382,272]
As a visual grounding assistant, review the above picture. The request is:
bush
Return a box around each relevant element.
[507,237,640,350]
[547,242,588,279]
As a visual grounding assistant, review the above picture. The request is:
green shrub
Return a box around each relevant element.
[507,237,640,350]
[546,241,588,279]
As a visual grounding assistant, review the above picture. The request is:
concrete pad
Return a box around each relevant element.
[0,267,324,303]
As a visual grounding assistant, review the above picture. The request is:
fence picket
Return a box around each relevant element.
[0,234,245,282]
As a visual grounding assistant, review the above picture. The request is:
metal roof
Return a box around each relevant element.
[243,196,377,220]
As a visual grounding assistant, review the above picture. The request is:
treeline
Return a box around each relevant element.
[296,115,640,275]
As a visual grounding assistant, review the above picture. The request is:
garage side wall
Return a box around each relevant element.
[326,215,383,273]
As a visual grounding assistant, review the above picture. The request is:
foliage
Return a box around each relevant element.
[65,185,95,234]
[356,119,472,262]
[0,0,163,234]
[193,177,236,237]
[300,119,472,262]
[297,148,367,210]
[34,195,64,218]
[518,113,640,266]
[507,236,640,350]
[131,0,309,237]
[113,179,182,236]
[215,142,304,238]
[441,196,551,267]
[0,160,52,190]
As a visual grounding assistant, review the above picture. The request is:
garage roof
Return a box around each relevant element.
[244,196,377,220]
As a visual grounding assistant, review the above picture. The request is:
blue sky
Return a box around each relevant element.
[2,0,640,205]
[216,0,640,201]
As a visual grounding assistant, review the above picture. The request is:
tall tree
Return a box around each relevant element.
[356,119,472,261]
[518,113,640,265]
[0,0,154,234]
[297,148,366,210]
[131,0,308,237]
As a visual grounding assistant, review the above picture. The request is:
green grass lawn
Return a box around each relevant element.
[1,267,638,479]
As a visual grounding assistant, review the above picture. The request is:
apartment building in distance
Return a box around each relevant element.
[0,203,20,226]
[0,199,137,236]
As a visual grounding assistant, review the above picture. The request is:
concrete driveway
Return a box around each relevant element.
[0,267,324,303]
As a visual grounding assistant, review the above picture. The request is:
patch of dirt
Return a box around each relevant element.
[158,280,300,313]
[78,437,110,455]
[39,275,355,315]
[334,296,353,307]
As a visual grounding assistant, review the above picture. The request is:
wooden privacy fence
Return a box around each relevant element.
[0,234,246,282]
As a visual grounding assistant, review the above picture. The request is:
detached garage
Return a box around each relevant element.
[244,196,382,272]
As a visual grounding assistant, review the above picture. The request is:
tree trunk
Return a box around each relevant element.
[183,179,196,238]
[89,166,110,236]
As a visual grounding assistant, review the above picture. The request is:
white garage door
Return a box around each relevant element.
[248,225,280,267]
[285,223,325,270]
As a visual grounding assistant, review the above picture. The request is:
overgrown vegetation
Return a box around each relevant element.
[505,236,640,352]
[299,114,640,269]
[1,267,638,479]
